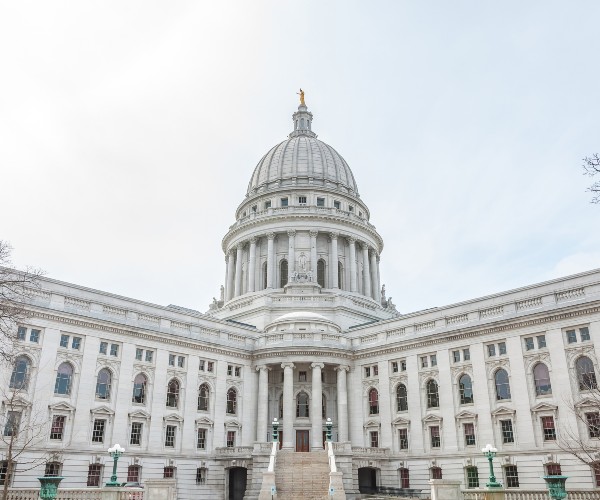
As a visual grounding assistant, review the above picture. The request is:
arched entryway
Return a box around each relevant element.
[228,467,247,500]
[358,467,378,494]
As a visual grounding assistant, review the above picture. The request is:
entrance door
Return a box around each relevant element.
[358,467,378,494]
[278,431,283,450]
[228,467,247,500]
[296,430,310,452]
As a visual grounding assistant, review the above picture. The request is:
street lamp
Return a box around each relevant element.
[272,418,279,442]
[481,444,502,488]
[106,443,125,487]
[326,417,333,442]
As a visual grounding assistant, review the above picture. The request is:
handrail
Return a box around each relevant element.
[327,440,337,473]
[267,441,278,472]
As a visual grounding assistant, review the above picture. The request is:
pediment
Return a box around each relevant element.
[392,416,410,426]
[129,409,151,420]
[491,406,515,417]
[531,402,558,413]
[195,417,214,426]
[163,413,184,423]
[363,419,381,428]
[48,402,76,412]
[422,414,442,423]
[4,396,31,408]
[574,398,598,409]
[90,405,115,416]
[455,410,478,420]
[225,419,242,428]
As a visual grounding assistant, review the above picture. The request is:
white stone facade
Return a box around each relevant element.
[2,102,600,499]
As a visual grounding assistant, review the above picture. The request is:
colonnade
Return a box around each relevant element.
[255,362,350,449]
[224,230,382,302]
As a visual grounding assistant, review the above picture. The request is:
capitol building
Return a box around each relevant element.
[2,99,600,499]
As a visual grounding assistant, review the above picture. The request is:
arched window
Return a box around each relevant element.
[10,356,31,390]
[576,356,598,390]
[296,392,309,418]
[132,373,147,404]
[396,384,408,412]
[495,369,511,400]
[426,380,439,408]
[279,394,283,419]
[226,388,237,415]
[368,388,379,415]
[533,363,552,395]
[317,259,326,288]
[54,362,73,395]
[166,379,180,408]
[95,368,112,400]
[399,467,410,488]
[262,261,268,290]
[280,259,288,288]
[338,262,343,290]
[198,383,210,411]
[322,394,327,418]
[459,374,474,405]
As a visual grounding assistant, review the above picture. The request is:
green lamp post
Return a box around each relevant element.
[272,418,279,442]
[105,443,125,487]
[37,476,64,500]
[482,444,502,488]
[543,475,569,500]
[325,417,333,442]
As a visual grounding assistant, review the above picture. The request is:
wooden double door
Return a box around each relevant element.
[296,430,310,452]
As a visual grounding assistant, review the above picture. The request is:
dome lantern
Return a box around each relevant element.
[289,103,316,139]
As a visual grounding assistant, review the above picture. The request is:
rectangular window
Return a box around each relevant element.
[400,360,407,371]
[130,422,143,445]
[566,330,577,343]
[127,465,140,483]
[17,326,26,341]
[373,365,379,376]
[364,367,371,378]
[501,420,514,443]
[430,426,440,448]
[227,365,233,376]
[466,466,479,488]
[87,464,102,487]
[99,342,108,354]
[392,361,398,373]
[207,361,214,372]
[45,462,61,477]
[169,354,176,366]
[72,337,81,350]
[60,335,69,348]
[487,344,496,357]
[463,423,476,446]
[135,348,143,361]
[333,200,341,210]
[280,197,288,207]
[546,464,562,476]
[399,428,408,450]
[234,366,241,377]
[504,465,519,488]
[537,335,547,348]
[542,416,556,441]
[348,205,354,212]
[145,350,153,363]
[199,360,205,371]
[3,411,20,437]
[91,419,105,443]
[463,348,471,361]
[109,344,119,356]
[163,467,175,479]
[431,467,443,480]
[421,356,428,368]
[453,351,461,363]
[0,461,12,486]
[430,355,437,367]
[298,371,307,382]
[265,200,272,209]
[581,327,591,341]
[197,428,207,449]
[399,468,409,488]
[50,415,65,440]
[165,425,176,447]
[370,431,379,448]
[30,329,40,343]
[196,468,207,485]
[524,337,534,350]
[498,342,507,355]
[177,356,185,368]
[316,197,325,207]
[298,196,307,204]
[586,412,600,438]
[226,431,236,448]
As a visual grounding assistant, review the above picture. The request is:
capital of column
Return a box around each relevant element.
[335,364,350,372]
[346,237,356,245]
[329,232,339,241]
[376,254,380,263]
[310,362,325,370]
[236,242,244,251]
[361,242,369,251]
[255,365,271,373]
[281,362,295,370]
[250,237,258,245]
[267,232,276,240]
[309,229,318,238]
[287,230,296,237]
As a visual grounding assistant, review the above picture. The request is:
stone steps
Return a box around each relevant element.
[274,450,330,499]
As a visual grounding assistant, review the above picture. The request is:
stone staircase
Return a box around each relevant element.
[274,450,330,499]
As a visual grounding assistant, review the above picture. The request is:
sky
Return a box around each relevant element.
[1,1,599,315]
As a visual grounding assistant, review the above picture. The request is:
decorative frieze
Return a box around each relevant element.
[171,321,191,332]
[228,333,246,344]
[266,334,284,343]
[360,334,378,344]
[27,288,51,301]
[102,305,127,318]
[322,334,340,342]
[480,306,504,319]
[229,299,254,311]
[555,287,585,302]
[415,321,436,333]
[64,297,90,311]
[386,328,406,338]
[138,313,160,325]
[199,327,220,338]
[446,314,468,326]
[516,297,543,311]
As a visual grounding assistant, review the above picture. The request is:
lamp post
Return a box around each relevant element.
[482,444,502,488]
[326,418,333,442]
[106,443,125,487]
[272,418,279,442]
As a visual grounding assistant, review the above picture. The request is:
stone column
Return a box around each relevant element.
[287,230,296,276]
[362,243,371,298]
[248,237,257,293]
[256,365,270,442]
[234,243,243,297]
[375,254,382,303]
[226,250,235,301]
[310,230,318,279]
[370,250,378,301]
[311,362,324,450]
[281,362,295,450]
[330,232,339,289]
[336,365,349,442]
[266,232,275,289]
[347,237,357,292]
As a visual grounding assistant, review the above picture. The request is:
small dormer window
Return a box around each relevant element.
[281,198,288,207]
[317,197,325,207]
[265,200,272,209]
[333,201,341,210]
[298,196,307,205]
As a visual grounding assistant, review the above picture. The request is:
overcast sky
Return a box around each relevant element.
[1,1,599,315]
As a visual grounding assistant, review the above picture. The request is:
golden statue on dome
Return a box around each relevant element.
[297,88,305,106]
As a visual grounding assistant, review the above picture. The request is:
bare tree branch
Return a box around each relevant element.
[583,153,600,204]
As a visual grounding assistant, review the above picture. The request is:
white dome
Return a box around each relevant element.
[246,104,359,197]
